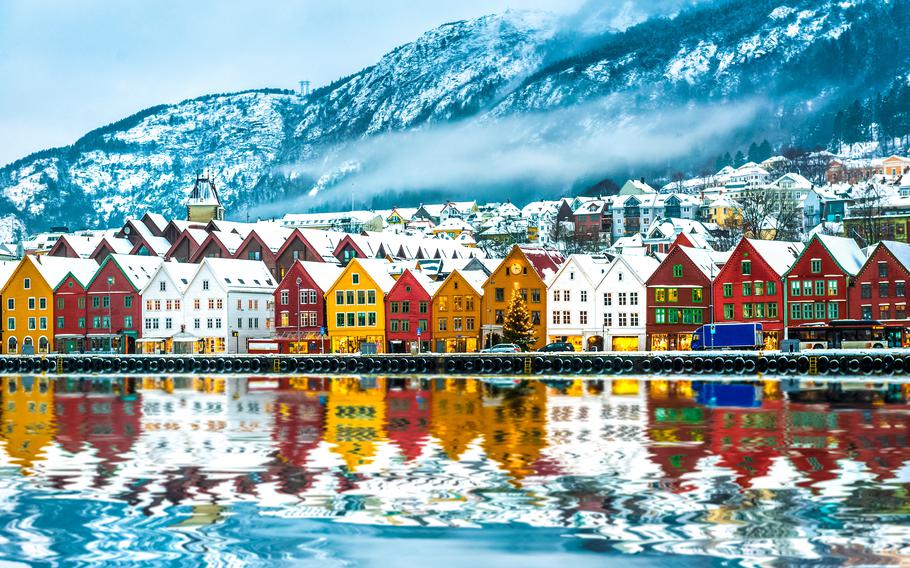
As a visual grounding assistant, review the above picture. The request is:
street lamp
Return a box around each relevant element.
[296,277,302,354]
[107,276,114,354]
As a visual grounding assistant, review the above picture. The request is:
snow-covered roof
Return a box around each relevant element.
[677,246,729,279]
[249,225,293,253]
[98,236,134,255]
[0,260,19,291]
[210,231,244,255]
[142,213,168,232]
[746,239,804,276]
[198,258,276,291]
[143,261,200,294]
[434,218,473,232]
[100,254,163,290]
[29,255,98,289]
[614,254,660,283]
[294,260,344,292]
[403,268,442,297]
[814,234,866,275]
[772,172,812,189]
[519,245,565,281]
[55,234,104,258]
[349,258,396,293]
[550,254,611,287]
[879,241,910,271]
[447,269,487,296]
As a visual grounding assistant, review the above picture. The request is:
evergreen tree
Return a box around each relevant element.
[747,142,760,163]
[758,139,773,162]
[734,150,745,167]
[502,290,535,350]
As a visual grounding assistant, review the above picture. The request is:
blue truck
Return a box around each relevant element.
[691,323,763,350]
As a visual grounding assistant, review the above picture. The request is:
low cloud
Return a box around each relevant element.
[255,95,763,216]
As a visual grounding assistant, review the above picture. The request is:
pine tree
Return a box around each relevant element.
[502,289,535,350]
[734,150,745,167]
[758,139,773,162]
[747,142,759,163]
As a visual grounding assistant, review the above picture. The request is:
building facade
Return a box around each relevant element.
[385,269,437,353]
[325,258,395,354]
[848,240,910,346]
[273,260,342,353]
[432,269,485,353]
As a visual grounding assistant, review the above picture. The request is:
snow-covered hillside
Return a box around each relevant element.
[0,0,906,235]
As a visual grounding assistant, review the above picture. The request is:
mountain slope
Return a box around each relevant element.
[2,0,909,235]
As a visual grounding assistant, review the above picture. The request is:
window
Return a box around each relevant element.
[861,305,872,320]
[357,290,366,305]
[743,303,753,318]
[390,302,400,314]
[309,290,317,304]
[604,313,613,326]
[202,280,209,291]
[879,305,891,320]
[495,310,504,324]
[346,291,355,304]
[6,299,12,310]
[802,304,812,320]
[531,289,541,303]
[368,312,376,326]
[438,297,448,312]
[352,273,359,285]
[604,292,612,306]
[346,313,355,327]
[879,262,888,279]
[767,281,776,295]
[654,308,666,324]
[419,301,428,313]
[336,313,345,327]
[754,282,764,296]
[861,283,872,299]
[367,291,376,304]
[724,304,734,320]
[579,311,588,324]
[401,320,410,332]
[194,299,200,310]
[722,283,733,297]
[630,313,639,326]
[880,282,890,298]
[692,289,702,303]
[281,290,289,305]
[580,291,588,303]
[57,297,64,310]
[552,289,559,302]
[790,280,801,297]
[125,316,134,328]
[668,288,678,303]
[741,260,751,275]
[28,317,36,330]
[810,258,822,273]
[802,281,812,295]
[562,311,571,324]
[390,320,399,332]
[815,280,825,296]
[438,318,447,331]
[768,303,778,318]
[618,292,627,306]
[827,280,838,296]
[552,311,559,324]
[742,282,752,296]
[828,303,839,319]
[618,313,627,327]
[673,264,683,278]
[39,298,46,310]
[755,303,765,318]
[453,317,463,331]
[898,282,907,297]
[124,295,133,308]
[56,316,64,329]
[790,304,801,320]
[815,303,825,319]
[465,317,475,331]
[160,281,166,292]
[23,278,30,289]
[194,318,200,329]
[669,309,678,324]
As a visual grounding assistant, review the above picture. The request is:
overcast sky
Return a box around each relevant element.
[0,0,585,166]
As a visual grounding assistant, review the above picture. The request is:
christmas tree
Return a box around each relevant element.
[502,289,535,350]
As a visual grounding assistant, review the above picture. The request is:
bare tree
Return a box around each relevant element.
[846,182,886,247]
[736,187,802,241]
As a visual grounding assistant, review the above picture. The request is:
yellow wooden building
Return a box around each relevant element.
[432,269,486,353]
[325,258,395,354]
[480,245,563,350]
[480,380,547,482]
[0,255,97,354]
[430,378,483,460]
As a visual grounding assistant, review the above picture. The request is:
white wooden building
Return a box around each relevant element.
[595,254,660,351]
[546,254,611,351]
[139,261,201,354]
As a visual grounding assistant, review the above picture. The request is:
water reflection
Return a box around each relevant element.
[0,375,909,564]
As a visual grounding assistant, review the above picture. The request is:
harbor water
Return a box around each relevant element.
[0,375,909,566]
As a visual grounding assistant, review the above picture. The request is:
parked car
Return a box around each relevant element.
[481,343,522,353]
[539,342,575,352]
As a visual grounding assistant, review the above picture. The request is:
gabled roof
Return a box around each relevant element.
[549,254,611,287]
[51,234,104,258]
[437,268,487,297]
[89,254,163,291]
[608,254,660,286]
[746,238,804,276]
[814,234,866,276]
[346,258,396,293]
[877,241,910,273]
[0,260,18,291]
[26,255,99,290]
[395,268,441,298]
[141,212,168,233]
[141,261,200,295]
[196,258,276,292]
[292,260,345,292]
[518,245,565,281]
[93,236,133,256]
[675,246,730,280]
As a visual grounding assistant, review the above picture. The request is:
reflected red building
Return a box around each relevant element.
[386,385,432,462]
[707,401,786,488]
[647,382,711,492]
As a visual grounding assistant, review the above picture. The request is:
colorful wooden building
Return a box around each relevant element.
[325,258,395,354]
[385,269,439,353]
[272,260,343,353]
[432,269,486,353]
[712,238,803,350]
[848,240,910,345]
[645,245,727,351]
[480,245,563,350]
[783,234,865,328]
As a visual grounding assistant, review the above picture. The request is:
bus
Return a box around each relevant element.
[787,320,901,350]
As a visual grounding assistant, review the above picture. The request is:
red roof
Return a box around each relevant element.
[518,246,564,280]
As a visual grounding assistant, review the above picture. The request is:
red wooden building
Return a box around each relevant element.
[52,267,97,353]
[272,260,343,353]
[385,269,438,353]
[848,240,910,345]
[712,238,803,350]
[645,245,726,351]
[234,227,291,281]
[386,385,432,462]
[783,234,865,328]
[84,254,162,353]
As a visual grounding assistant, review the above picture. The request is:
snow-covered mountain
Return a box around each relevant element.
[1,0,907,235]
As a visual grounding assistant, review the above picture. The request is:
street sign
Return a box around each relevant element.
[710,324,716,334]
[417,328,422,337]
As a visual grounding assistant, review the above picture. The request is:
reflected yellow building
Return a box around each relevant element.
[480,381,548,482]
[325,377,387,471]
[0,376,56,474]
[430,379,483,460]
